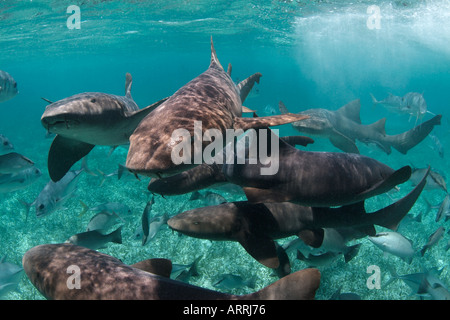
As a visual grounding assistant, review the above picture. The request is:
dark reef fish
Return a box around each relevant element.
[22,243,321,300]
[279,99,441,155]
[40,73,167,182]
[168,168,427,269]
[125,37,308,179]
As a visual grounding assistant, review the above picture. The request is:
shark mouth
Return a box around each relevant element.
[42,116,79,132]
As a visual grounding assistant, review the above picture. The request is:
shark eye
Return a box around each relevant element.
[193,221,200,225]
[91,98,96,103]
[38,204,45,210]
[3,141,8,145]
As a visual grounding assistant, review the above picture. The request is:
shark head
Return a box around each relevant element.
[168,204,237,240]
[291,109,334,136]
[41,92,137,145]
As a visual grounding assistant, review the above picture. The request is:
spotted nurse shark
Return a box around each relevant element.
[22,243,320,300]
[125,37,308,178]
[168,167,428,268]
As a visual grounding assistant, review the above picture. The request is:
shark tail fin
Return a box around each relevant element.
[389,114,441,155]
[242,268,321,300]
[125,73,133,99]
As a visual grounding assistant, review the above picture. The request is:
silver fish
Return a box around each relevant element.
[141,197,155,246]
[22,169,83,219]
[0,166,42,193]
[213,274,256,291]
[0,255,23,298]
[371,92,431,122]
[0,152,34,174]
[80,200,132,217]
[368,231,415,264]
[66,226,122,250]
[389,267,450,300]
[0,70,18,103]
[435,194,450,222]
[86,210,124,232]
[0,134,14,154]
[189,190,227,206]
[420,226,445,256]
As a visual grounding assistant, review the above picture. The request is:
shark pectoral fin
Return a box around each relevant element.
[242,106,256,113]
[233,114,309,131]
[329,130,359,154]
[243,187,293,203]
[128,96,169,119]
[298,229,324,248]
[48,135,94,182]
[356,166,412,203]
[237,72,262,103]
[131,258,172,278]
[237,231,279,269]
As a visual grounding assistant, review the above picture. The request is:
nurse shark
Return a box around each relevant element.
[168,167,428,268]
[41,73,168,182]
[22,243,320,300]
[125,37,308,178]
[279,99,441,155]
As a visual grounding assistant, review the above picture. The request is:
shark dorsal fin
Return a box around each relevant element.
[336,99,361,124]
[367,118,387,136]
[278,101,290,114]
[209,36,223,70]
[125,73,133,99]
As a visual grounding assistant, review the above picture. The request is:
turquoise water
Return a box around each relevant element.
[0,0,449,300]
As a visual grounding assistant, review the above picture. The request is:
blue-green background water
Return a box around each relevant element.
[0,0,449,300]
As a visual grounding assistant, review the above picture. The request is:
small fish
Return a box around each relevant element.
[371,92,431,123]
[0,134,14,154]
[0,70,18,103]
[368,231,415,264]
[189,190,227,206]
[213,274,256,291]
[66,226,122,250]
[147,213,169,242]
[420,226,445,256]
[172,256,201,282]
[388,267,450,300]
[0,166,42,193]
[0,255,23,298]
[263,104,277,116]
[86,210,124,232]
[429,134,444,158]
[410,167,447,193]
[0,152,34,174]
[329,286,361,300]
[21,169,82,219]
[435,194,450,222]
[296,250,341,267]
[79,200,132,217]
[141,197,155,246]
